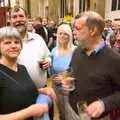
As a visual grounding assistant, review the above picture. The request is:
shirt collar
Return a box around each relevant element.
[90,40,106,56]
[79,40,106,56]
[23,32,34,42]
[27,32,34,41]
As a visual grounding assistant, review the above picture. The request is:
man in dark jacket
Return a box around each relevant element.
[60,11,120,120]
[33,17,49,44]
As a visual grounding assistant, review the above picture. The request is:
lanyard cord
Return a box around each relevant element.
[0,70,22,87]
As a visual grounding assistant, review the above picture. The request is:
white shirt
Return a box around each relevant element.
[18,32,51,88]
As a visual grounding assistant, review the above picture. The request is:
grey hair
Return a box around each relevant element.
[75,11,105,34]
[0,26,22,45]
[11,5,28,17]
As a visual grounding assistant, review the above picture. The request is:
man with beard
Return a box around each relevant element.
[10,6,51,89]
[57,11,120,120]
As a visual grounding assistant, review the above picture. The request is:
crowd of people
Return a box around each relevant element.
[27,16,57,51]
[0,5,120,120]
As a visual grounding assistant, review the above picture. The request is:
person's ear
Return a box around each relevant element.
[90,27,98,36]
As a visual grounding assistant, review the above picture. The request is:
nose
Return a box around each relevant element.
[14,15,22,22]
[16,16,21,21]
[73,29,76,36]
[11,42,17,48]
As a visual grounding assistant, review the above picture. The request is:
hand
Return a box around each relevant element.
[87,100,105,118]
[54,74,74,90]
[28,104,48,117]
[40,61,50,70]
[52,74,63,84]
[38,87,57,101]
[61,76,75,91]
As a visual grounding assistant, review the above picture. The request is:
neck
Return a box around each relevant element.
[18,28,27,39]
[22,32,28,42]
[58,45,71,56]
[85,36,101,55]
[0,58,17,71]
[59,43,68,49]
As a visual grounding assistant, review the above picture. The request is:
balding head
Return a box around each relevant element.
[75,11,105,34]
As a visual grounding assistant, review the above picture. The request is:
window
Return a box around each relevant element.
[25,0,31,18]
[118,0,120,10]
[0,0,4,7]
[111,0,120,11]
[79,0,85,13]
[87,0,90,10]
[79,0,82,13]
[60,0,66,18]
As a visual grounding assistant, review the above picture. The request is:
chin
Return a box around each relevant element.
[16,26,26,33]
[11,56,18,59]
[9,54,18,58]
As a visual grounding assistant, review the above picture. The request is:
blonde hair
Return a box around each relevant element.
[56,23,76,55]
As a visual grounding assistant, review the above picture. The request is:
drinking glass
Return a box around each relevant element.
[60,71,75,91]
[39,55,48,70]
[77,101,91,120]
[52,68,75,92]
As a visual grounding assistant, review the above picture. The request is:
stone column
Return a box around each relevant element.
[48,0,59,24]
[90,0,105,18]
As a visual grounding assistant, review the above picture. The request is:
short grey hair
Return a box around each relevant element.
[0,26,22,45]
[11,5,27,17]
[75,11,105,34]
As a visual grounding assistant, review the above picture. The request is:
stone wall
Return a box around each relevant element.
[48,0,59,24]
[90,0,105,18]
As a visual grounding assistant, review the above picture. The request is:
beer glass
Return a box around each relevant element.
[77,101,91,120]
[52,67,75,92]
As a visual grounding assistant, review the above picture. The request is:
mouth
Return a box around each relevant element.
[9,50,19,53]
[9,48,20,52]
[14,24,26,33]
[15,24,25,27]
[15,21,25,27]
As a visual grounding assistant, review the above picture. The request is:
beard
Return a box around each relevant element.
[76,38,92,51]
[16,25,27,35]
[14,21,27,35]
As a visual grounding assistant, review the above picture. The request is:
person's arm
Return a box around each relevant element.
[47,37,53,49]
[0,104,48,120]
[87,59,120,118]
[43,43,51,64]
[38,35,51,70]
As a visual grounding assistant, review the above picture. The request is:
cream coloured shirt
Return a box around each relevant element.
[18,32,51,88]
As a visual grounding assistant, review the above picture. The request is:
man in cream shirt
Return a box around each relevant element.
[11,6,51,88]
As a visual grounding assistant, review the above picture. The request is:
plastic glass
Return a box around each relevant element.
[77,101,91,120]
[52,70,75,92]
